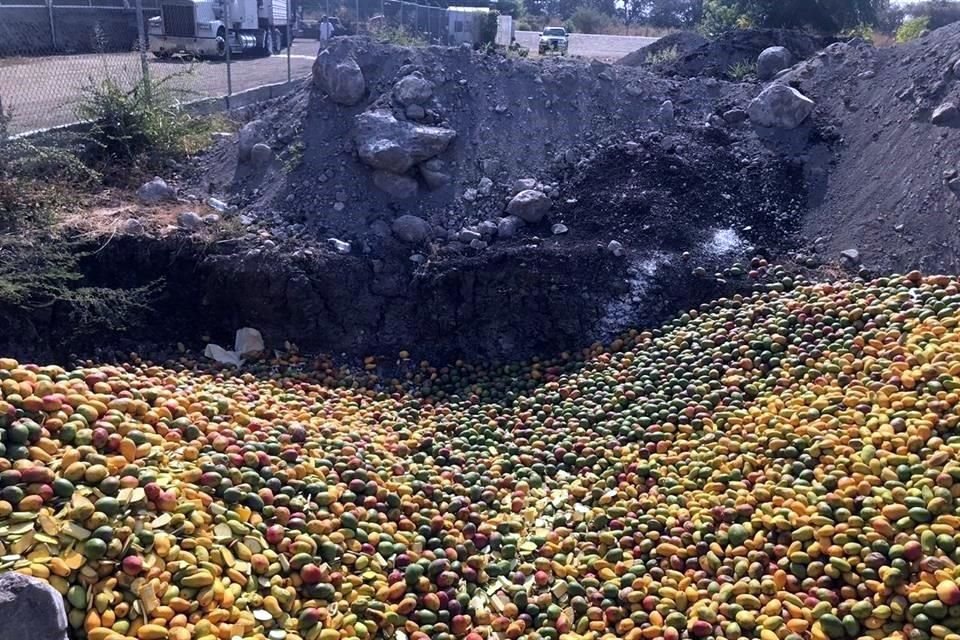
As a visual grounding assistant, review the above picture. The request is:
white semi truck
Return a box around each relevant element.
[148,0,292,58]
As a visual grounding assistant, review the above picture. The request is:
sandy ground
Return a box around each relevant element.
[0,33,656,134]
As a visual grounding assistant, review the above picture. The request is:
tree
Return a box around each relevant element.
[699,0,889,33]
[647,0,701,26]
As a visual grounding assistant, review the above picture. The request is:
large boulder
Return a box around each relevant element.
[392,215,431,243]
[0,573,69,640]
[394,74,433,106]
[355,110,456,174]
[757,46,792,81]
[313,48,366,106]
[372,170,419,199]
[506,190,552,223]
[747,83,814,129]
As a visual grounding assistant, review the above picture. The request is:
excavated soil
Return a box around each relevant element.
[6,25,960,363]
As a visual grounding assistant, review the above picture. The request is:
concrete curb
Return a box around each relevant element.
[12,76,307,140]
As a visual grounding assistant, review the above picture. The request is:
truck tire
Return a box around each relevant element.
[216,28,227,59]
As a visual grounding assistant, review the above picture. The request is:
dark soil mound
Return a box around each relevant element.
[616,31,708,67]
[783,23,960,273]
[659,28,837,79]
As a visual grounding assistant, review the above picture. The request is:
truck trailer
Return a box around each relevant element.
[149,0,292,58]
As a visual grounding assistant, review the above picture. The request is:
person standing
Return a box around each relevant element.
[318,15,334,47]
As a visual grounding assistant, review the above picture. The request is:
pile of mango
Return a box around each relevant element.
[3,272,960,640]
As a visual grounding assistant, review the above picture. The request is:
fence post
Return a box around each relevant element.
[225,0,233,108]
[135,0,150,98]
[46,0,58,51]
[286,0,292,82]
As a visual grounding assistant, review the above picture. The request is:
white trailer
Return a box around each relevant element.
[149,0,292,58]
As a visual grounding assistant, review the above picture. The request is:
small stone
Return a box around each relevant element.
[478,177,494,196]
[607,240,625,256]
[840,248,860,264]
[658,100,675,128]
[513,178,538,194]
[722,108,748,124]
[494,104,508,114]
[328,238,352,254]
[392,215,431,244]
[394,74,433,106]
[333,202,346,211]
[757,46,792,81]
[238,120,267,161]
[469,239,488,250]
[421,159,451,190]
[506,190,552,223]
[660,136,677,153]
[707,114,725,128]
[137,177,176,205]
[551,223,568,235]
[202,213,221,225]
[208,197,230,212]
[498,215,523,238]
[410,253,427,264]
[405,104,426,120]
[478,220,498,238]
[748,83,815,129]
[121,218,145,235]
[459,229,482,243]
[250,143,273,166]
[932,102,958,125]
[564,149,578,165]
[463,189,478,202]
[178,211,203,230]
[371,220,392,238]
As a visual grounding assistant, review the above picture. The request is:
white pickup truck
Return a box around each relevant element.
[538,26,568,56]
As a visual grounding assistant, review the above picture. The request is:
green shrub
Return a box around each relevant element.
[896,15,929,42]
[842,23,875,40]
[374,26,428,46]
[75,68,213,164]
[727,60,755,80]
[646,45,679,65]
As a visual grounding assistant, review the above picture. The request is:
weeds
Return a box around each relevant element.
[76,67,215,167]
[727,60,756,81]
[0,97,10,143]
[896,16,930,43]
[646,45,679,65]
[373,27,428,47]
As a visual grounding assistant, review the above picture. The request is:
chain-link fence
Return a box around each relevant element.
[0,0,313,135]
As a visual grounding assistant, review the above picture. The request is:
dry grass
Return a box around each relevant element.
[872,32,896,47]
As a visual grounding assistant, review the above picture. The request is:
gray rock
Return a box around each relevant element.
[463,188,478,202]
[178,211,203,230]
[405,104,426,120]
[506,189,552,223]
[478,220,498,238]
[394,74,433,106]
[747,84,814,129]
[840,248,860,264]
[0,573,68,640]
[757,46,792,81]
[250,142,273,166]
[954,59,960,77]
[137,177,176,205]
[606,240,625,257]
[121,218,145,235]
[478,176,494,196]
[203,213,221,225]
[657,100,675,128]
[372,170,418,199]
[551,223,568,235]
[498,215,523,238]
[513,178,537,194]
[238,120,267,161]
[932,102,958,125]
[707,114,725,128]
[722,108,748,124]
[328,238,352,254]
[313,48,366,106]
[392,214,431,243]
[420,159,451,190]
[469,239,488,250]
[371,220,392,238]
[459,228,482,243]
[354,110,456,174]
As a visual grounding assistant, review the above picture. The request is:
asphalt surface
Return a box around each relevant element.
[515,30,657,60]
[1,33,657,134]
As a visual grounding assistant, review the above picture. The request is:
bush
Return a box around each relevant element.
[569,7,614,34]
[374,26,428,46]
[76,68,213,165]
[727,60,755,80]
[646,45,679,64]
[842,23,875,40]
[896,15,930,42]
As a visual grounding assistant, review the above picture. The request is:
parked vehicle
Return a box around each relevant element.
[538,26,568,56]
[149,0,293,59]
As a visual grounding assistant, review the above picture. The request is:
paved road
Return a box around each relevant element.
[515,31,657,60]
[0,40,318,134]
